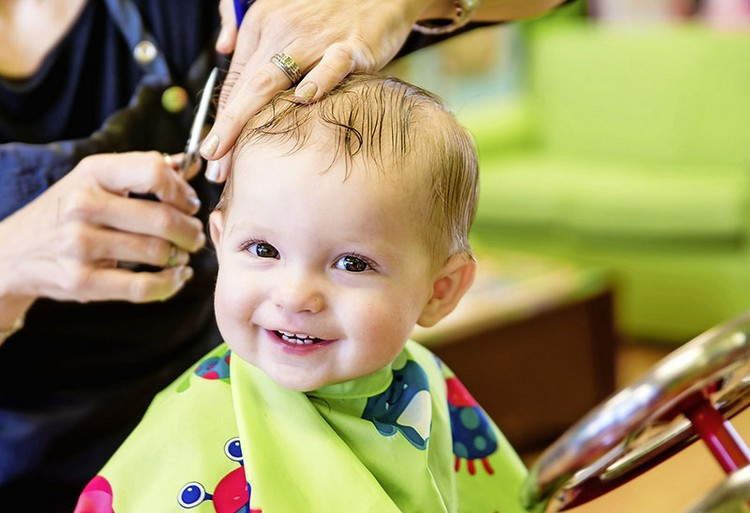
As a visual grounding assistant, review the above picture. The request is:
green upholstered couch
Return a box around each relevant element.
[464,23,750,342]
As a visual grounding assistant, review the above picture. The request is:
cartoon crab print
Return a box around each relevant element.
[446,376,498,475]
[178,437,261,513]
[177,349,232,392]
[361,359,432,450]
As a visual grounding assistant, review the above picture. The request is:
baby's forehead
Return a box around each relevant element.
[237,134,432,189]
[230,142,433,221]
[228,142,433,232]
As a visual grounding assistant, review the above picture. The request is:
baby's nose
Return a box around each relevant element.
[271,273,324,314]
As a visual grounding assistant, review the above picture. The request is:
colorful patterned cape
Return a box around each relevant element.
[74,340,528,513]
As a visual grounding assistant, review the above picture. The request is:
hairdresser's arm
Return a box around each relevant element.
[201,0,563,181]
[469,0,564,20]
[0,152,204,346]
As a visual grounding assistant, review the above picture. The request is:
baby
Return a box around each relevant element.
[74,73,527,513]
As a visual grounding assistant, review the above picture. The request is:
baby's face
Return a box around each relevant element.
[210,141,439,391]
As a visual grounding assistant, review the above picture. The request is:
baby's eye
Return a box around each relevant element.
[245,241,279,259]
[334,255,371,273]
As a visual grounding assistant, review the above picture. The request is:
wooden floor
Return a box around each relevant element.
[523,343,750,513]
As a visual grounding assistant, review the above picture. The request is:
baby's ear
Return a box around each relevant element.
[417,254,476,328]
[208,210,225,252]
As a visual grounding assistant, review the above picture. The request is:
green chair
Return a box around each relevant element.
[466,23,750,342]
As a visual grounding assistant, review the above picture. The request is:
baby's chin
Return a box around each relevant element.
[275,378,325,392]
[220,342,329,391]
[264,366,346,392]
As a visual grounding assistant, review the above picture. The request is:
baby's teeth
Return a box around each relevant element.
[279,332,315,345]
[280,330,311,339]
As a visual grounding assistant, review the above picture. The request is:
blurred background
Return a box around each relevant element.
[395,1,750,511]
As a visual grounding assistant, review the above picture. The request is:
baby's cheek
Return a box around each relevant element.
[214,278,254,333]
[214,292,259,365]
[357,303,413,344]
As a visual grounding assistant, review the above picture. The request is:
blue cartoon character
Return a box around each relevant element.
[177,349,232,392]
[361,359,432,450]
[178,437,261,513]
[194,350,232,381]
[446,376,498,475]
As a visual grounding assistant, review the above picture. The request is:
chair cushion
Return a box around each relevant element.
[476,154,750,241]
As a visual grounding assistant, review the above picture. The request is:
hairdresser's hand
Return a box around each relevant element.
[0,152,205,305]
[205,0,441,182]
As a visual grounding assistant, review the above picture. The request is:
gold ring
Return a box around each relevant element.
[166,245,179,267]
[270,52,302,85]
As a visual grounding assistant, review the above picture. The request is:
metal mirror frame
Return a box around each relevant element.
[522,311,750,512]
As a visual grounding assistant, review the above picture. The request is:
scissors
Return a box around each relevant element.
[177,3,244,175]
[179,66,219,176]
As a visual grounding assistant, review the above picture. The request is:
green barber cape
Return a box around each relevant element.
[74,340,528,512]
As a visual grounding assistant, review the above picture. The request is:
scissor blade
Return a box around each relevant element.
[186,67,219,155]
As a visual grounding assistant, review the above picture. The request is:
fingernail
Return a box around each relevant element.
[200,133,219,159]
[216,28,231,51]
[197,231,206,249]
[205,160,221,182]
[175,250,190,266]
[179,266,194,282]
[188,194,202,212]
[295,82,318,103]
[185,185,201,206]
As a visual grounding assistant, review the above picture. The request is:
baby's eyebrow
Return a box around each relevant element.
[225,223,257,241]
[226,219,272,238]
[226,223,244,239]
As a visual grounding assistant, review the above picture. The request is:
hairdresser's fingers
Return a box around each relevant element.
[205,149,233,184]
[66,266,194,303]
[82,152,201,215]
[207,0,329,160]
[201,55,307,162]
[214,2,264,113]
[207,26,327,164]
[219,0,303,108]
[225,2,262,73]
[205,159,221,183]
[65,191,205,253]
[216,0,240,54]
[80,227,190,268]
[294,43,358,103]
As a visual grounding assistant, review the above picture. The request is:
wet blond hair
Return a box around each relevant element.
[216,72,478,261]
